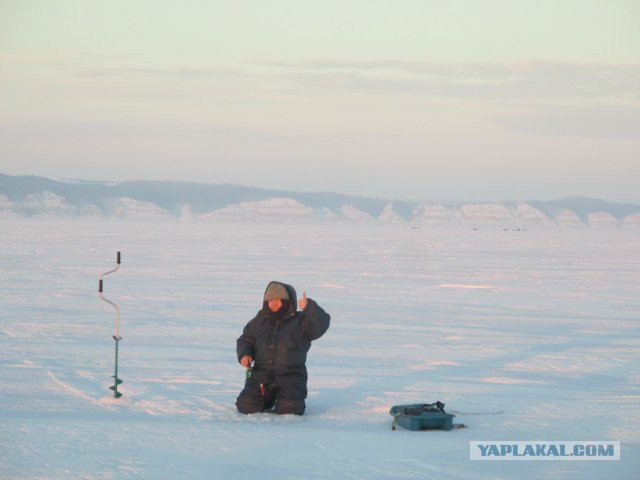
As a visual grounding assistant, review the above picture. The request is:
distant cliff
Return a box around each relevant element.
[1,173,639,228]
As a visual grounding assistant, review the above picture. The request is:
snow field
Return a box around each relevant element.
[1,219,638,479]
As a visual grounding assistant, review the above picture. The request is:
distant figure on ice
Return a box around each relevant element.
[236,281,330,415]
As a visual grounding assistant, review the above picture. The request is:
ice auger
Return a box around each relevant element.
[99,251,123,398]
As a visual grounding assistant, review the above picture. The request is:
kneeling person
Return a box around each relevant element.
[236,281,330,415]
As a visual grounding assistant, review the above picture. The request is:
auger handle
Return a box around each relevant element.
[99,251,122,289]
[99,251,123,337]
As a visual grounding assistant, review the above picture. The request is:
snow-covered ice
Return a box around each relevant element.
[1,218,638,479]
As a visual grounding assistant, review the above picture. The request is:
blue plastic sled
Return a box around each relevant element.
[390,402,455,431]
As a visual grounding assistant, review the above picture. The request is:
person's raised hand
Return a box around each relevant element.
[240,355,253,368]
[298,291,308,311]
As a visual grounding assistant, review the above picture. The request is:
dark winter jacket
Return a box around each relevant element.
[236,282,330,393]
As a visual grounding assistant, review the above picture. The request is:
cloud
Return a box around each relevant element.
[73,65,251,81]
[0,118,289,144]
[255,59,640,101]
[499,104,640,139]
[5,52,638,103]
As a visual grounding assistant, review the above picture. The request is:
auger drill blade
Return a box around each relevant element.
[109,386,123,399]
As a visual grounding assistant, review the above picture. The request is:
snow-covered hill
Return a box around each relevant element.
[1,173,639,228]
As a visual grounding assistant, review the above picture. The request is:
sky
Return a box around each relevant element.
[1,0,639,202]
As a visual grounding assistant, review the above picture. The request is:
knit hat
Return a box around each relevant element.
[264,282,289,301]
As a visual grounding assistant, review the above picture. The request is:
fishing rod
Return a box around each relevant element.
[99,251,123,398]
